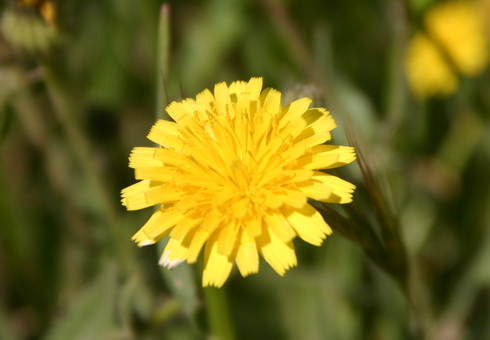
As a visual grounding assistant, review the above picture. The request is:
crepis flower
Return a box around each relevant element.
[122,78,356,287]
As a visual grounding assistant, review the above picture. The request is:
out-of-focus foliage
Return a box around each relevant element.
[1,0,490,339]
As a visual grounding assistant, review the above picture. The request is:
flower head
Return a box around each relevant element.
[425,1,488,77]
[405,1,488,98]
[405,33,458,98]
[122,78,356,287]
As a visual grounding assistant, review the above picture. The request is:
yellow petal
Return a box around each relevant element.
[260,88,281,115]
[196,89,215,113]
[201,209,224,233]
[187,228,211,263]
[256,166,284,188]
[203,233,234,287]
[303,108,334,130]
[159,237,188,268]
[217,220,240,257]
[258,228,297,276]
[152,148,188,167]
[173,173,223,188]
[144,185,184,205]
[296,180,333,202]
[166,100,195,123]
[314,145,356,168]
[278,97,311,131]
[170,215,202,242]
[282,169,314,183]
[262,188,283,209]
[281,143,310,167]
[278,189,307,209]
[233,93,250,155]
[129,147,162,168]
[246,77,263,100]
[311,172,356,204]
[235,230,259,277]
[147,120,183,150]
[294,112,336,148]
[255,130,285,164]
[282,204,331,246]
[121,180,158,210]
[132,208,183,246]
[244,215,263,238]
[135,167,178,182]
[304,110,336,146]
[214,82,231,115]
[296,145,356,170]
[264,210,296,243]
[295,151,339,170]
[229,80,248,101]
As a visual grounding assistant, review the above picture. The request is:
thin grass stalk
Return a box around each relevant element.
[42,65,132,273]
[156,3,171,121]
[260,0,335,100]
[382,0,409,143]
[345,119,434,338]
[345,120,409,285]
[311,202,391,275]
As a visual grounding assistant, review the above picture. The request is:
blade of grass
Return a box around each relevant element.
[42,65,132,273]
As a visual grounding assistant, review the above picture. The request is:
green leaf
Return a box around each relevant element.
[44,262,125,340]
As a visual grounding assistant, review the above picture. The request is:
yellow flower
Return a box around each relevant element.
[405,33,458,98]
[122,78,356,287]
[405,1,489,98]
[426,1,488,76]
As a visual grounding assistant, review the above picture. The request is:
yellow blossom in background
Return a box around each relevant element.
[425,1,488,76]
[20,0,57,26]
[405,1,489,98]
[405,33,458,98]
[122,78,356,287]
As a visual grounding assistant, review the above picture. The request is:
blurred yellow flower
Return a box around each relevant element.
[122,78,356,287]
[426,1,488,76]
[405,1,489,98]
[405,34,458,98]
[20,0,56,26]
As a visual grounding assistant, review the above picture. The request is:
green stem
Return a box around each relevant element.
[382,0,408,143]
[405,257,433,340]
[261,0,333,97]
[156,3,171,121]
[203,287,236,340]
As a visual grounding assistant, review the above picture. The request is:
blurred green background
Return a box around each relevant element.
[1,0,490,339]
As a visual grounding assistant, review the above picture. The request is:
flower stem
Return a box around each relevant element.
[203,287,236,340]
[382,0,409,143]
[156,3,171,121]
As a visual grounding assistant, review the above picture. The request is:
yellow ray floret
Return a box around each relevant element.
[121,77,356,287]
